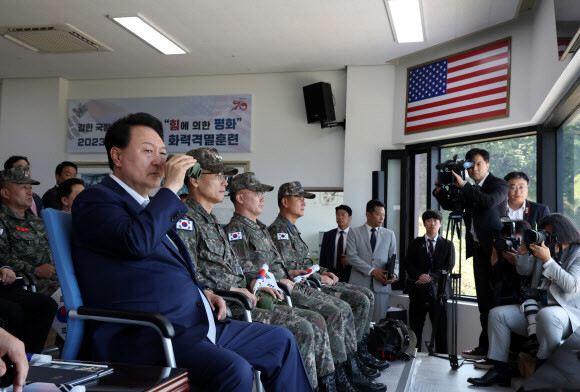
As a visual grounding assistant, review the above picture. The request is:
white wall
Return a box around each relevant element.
[343,65,398,227]
[391,0,572,146]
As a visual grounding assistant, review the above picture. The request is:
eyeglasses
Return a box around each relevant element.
[509,185,528,191]
[200,172,232,181]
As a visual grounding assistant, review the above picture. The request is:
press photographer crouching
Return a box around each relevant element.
[467,213,580,387]
[434,148,508,359]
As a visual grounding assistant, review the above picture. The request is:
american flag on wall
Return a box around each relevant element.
[405,38,510,134]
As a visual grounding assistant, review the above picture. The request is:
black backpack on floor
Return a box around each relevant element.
[367,318,416,361]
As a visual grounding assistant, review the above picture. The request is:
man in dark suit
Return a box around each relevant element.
[406,210,455,353]
[503,171,550,229]
[320,204,353,282]
[71,112,310,392]
[434,148,508,360]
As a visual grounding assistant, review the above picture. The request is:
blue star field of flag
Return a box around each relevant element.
[408,59,447,103]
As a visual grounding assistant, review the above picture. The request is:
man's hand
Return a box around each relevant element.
[451,171,465,188]
[518,242,529,255]
[36,264,55,279]
[339,254,349,266]
[203,290,227,320]
[371,269,389,285]
[279,278,295,290]
[320,275,334,285]
[258,287,283,301]
[288,270,308,280]
[0,329,28,392]
[416,274,432,284]
[0,268,16,285]
[502,249,517,265]
[530,241,551,264]
[230,287,258,307]
[322,271,339,284]
[385,274,397,285]
[163,154,198,195]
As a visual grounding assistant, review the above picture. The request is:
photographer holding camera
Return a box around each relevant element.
[434,148,508,359]
[468,213,580,387]
[406,210,455,353]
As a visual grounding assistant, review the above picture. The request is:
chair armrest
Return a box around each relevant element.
[21,272,38,286]
[214,289,254,310]
[15,273,30,287]
[277,282,292,297]
[71,306,175,339]
[307,276,322,289]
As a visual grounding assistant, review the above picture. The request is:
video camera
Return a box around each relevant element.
[435,155,474,214]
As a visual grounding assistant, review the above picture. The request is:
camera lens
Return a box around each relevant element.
[523,229,546,245]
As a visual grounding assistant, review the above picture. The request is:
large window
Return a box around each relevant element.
[439,135,537,297]
[561,108,580,227]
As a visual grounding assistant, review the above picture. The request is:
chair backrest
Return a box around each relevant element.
[41,208,84,360]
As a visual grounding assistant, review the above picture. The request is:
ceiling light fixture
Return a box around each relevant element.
[385,0,425,43]
[109,14,187,55]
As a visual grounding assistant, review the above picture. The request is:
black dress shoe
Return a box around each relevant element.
[334,363,359,392]
[467,367,511,387]
[345,354,387,392]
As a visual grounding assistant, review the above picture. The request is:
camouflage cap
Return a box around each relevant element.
[0,166,40,185]
[278,181,315,202]
[229,172,274,197]
[185,147,238,175]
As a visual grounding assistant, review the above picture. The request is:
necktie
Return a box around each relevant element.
[370,228,377,252]
[336,231,345,277]
[428,239,434,257]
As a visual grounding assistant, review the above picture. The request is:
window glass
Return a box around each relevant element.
[414,153,428,237]
[562,108,580,227]
[439,135,537,297]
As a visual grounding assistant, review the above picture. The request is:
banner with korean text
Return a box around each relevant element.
[67,95,252,152]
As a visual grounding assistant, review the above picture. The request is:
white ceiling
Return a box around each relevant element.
[0,0,524,80]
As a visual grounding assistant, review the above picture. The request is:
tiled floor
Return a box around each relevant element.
[374,352,520,392]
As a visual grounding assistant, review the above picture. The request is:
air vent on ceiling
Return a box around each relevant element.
[1,24,112,53]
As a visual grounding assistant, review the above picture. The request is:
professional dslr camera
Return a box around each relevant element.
[523,229,557,246]
[493,218,522,252]
[435,155,474,213]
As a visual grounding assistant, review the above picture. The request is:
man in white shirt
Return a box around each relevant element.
[504,171,550,229]
[320,205,353,282]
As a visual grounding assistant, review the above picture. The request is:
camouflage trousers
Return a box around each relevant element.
[293,283,358,363]
[36,277,60,297]
[232,304,333,388]
[321,282,374,342]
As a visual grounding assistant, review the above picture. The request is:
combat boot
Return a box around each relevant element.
[359,334,390,370]
[334,362,359,392]
[345,353,387,392]
[318,373,338,392]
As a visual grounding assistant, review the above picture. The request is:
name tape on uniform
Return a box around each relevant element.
[228,231,243,241]
[277,233,289,240]
[176,219,194,231]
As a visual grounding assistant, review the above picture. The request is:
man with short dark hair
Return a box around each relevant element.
[320,205,353,282]
[72,113,311,392]
[503,171,550,229]
[347,200,399,323]
[406,210,455,353]
[434,147,508,359]
[56,178,85,213]
[3,156,42,216]
[42,162,78,210]
[0,166,58,296]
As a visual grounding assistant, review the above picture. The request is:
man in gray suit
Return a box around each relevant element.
[347,200,399,322]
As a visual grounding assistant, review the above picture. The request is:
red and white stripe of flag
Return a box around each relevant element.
[405,39,510,133]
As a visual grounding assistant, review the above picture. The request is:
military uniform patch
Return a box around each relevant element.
[176,219,194,231]
[228,231,243,241]
[277,233,289,240]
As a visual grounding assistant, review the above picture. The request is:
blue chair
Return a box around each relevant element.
[41,208,263,391]
[41,208,177,366]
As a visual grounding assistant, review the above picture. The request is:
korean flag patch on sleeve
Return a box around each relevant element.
[176,219,194,231]
[277,233,289,240]
[228,231,243,241]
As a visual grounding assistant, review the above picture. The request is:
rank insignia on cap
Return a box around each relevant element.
[228,231,243,241]
[277,233,289,240]
[176,219,194,231]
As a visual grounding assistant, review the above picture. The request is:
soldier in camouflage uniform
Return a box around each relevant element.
[0,166,59,296]
[225,173,390,392]
[269,182,391,372]
[176,147,322,390]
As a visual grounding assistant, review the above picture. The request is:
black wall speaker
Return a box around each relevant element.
[372,171,385,202]
[303,82,336,124]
